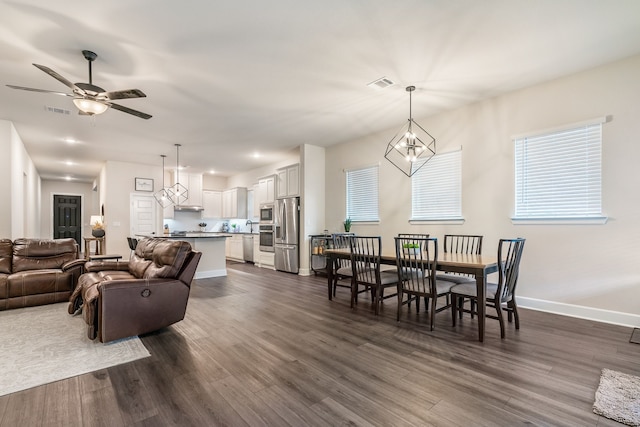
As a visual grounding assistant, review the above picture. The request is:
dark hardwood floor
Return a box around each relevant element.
[1,261,638,426]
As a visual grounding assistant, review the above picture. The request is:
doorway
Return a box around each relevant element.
[53,194,82,245]
[130,194,158,237]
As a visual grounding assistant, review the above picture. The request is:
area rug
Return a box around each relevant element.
[0,303,150,397]
[593,368,640,426]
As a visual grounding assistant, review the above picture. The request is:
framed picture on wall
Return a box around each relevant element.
[135,177,154,192]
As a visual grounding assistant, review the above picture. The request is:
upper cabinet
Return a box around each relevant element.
[222,187,247,218]
[257,175,275,204]
[202,190,222,219]
[276,163,299,199]
[187,173,202,206]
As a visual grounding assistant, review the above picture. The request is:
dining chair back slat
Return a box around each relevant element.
[444,234,483,255]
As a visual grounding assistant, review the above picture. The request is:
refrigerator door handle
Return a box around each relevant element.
[280,201,286,241]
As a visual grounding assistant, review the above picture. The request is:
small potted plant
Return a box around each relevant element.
[198,222,207,232]
[343,218,352,232]
[402,242,421,255]
[231,223,237,233]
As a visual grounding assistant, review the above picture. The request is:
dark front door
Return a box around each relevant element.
[53,195,81,245]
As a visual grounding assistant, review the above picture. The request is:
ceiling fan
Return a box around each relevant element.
[6,50,152,119]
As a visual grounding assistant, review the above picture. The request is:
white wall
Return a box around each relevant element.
[0,120,41,238]
[325,54,640,327]
[299,144,326,275]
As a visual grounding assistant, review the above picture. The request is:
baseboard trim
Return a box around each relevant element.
[519,297,640,328]
[194,268,227,279]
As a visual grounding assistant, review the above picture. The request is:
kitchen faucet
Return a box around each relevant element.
[246,219,254,233]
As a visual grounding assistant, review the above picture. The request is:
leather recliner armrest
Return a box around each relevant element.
[62,258,87,272]
[85,260,130,273]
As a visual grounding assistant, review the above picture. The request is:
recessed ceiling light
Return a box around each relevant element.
[367,76,395,89]
[65,176,72,181]
[65,160,74,166]
[209,169,215,174]
[253,152,260,158]
[64,137,76,144]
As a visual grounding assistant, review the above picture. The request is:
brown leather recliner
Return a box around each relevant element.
[0,238,85,311]
[68,238,202,343]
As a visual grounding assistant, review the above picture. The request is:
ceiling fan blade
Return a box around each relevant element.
[109,102,152,120]
[100,88,147,100]
[33,64,80,92]
[6,85,73,97]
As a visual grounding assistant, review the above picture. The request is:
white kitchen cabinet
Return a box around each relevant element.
[202,190,222,219]
[257,175,275,204]
[169,172,203,206]
[222,187,247,218]
[188,173,202,206]
[276,163,299,199]
[225,235,244,261]
[259,251,275,269]
[252,184,260,220]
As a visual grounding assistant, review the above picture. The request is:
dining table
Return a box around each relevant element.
[324,247,499,342]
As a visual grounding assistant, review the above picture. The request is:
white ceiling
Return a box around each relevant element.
[2,0,640,182]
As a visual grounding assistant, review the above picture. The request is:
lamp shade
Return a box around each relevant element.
[90,215,103,227]
[73,98,109,115]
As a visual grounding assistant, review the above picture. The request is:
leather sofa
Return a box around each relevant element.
[0,238,84,311]
[69,237,202,343]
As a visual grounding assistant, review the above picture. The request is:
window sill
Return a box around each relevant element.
[409,218,465,225]
[511,216,608,225]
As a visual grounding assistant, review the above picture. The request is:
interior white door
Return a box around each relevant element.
[130,194,158,237]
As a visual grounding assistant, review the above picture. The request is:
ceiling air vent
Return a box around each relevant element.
[367,77,395,89]
[44,105,71,115]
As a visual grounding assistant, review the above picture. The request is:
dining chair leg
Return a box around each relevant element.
[508,300,520,329]
[429,293,437,331]
[424,296,429,312]
[496,303,506,339]
[451,297,457,327]
[397,290,403,321]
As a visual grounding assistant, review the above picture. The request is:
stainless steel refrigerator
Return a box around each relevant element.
[274,197,299,273]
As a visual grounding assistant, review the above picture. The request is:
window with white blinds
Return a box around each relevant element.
[346,165,379,222]
[514,120,604,220]
[411,150,462,220]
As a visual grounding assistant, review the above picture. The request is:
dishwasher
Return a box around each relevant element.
[242,234,254,263]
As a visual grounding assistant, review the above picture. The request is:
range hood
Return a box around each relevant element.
[174,205,204,212]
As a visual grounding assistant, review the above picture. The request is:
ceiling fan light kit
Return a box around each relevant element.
[73,98,109,115]
[384,85,436,177]
[6,49,151,119]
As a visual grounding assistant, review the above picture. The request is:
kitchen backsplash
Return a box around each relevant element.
[164,210,257,233]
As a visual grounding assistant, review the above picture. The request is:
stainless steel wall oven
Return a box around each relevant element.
[259,224,274,252]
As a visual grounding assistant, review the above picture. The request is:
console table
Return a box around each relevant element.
[83,237,105,259]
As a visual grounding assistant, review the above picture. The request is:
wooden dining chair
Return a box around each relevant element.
[450,238,526,338]
[349,236,398,315]
[438,234,483,317]
[330,233,355,297]
[394,236,456,330]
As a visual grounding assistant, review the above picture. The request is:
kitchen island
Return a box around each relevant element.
[137,233,229,279]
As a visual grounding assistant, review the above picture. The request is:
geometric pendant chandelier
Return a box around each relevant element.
[166,143,188,206]
[384,85,436,177]
[154,154,174,208]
